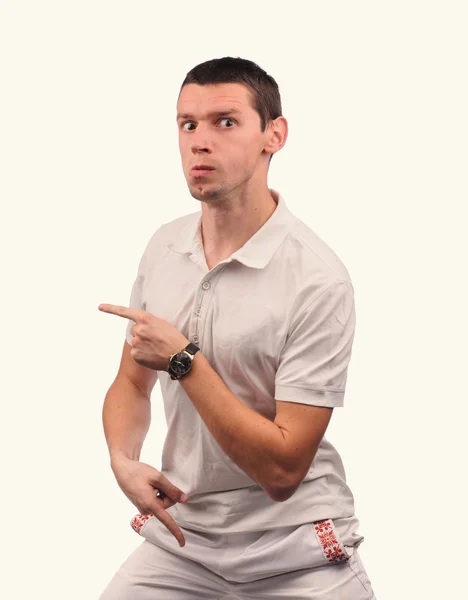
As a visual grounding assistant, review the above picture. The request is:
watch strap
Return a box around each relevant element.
[184,342,200,356]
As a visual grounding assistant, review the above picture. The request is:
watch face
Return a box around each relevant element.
[170,352,191,375]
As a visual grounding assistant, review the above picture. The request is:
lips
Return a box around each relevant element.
[191,165,215,176]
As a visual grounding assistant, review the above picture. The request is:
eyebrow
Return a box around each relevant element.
[176,108,243,122]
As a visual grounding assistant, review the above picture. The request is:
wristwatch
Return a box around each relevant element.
[167,342,200,380]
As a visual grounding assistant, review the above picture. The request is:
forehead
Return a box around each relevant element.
[176,82,254,117]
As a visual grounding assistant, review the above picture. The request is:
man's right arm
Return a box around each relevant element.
[102,339,159,467]
[102,340,190,547]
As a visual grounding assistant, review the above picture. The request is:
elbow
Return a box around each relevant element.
[268,486,297,503]
[264,458,313,502]
[264,470,300,503]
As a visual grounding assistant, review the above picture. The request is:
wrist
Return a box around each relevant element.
[167,342,200,380]
[110,449,136,469]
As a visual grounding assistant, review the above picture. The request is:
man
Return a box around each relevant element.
[98,57,377,599]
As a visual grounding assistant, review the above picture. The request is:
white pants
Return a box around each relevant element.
[99,515,377,599]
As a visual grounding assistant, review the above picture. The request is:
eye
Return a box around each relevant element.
[219,118,235,128]
[182,122,196,131]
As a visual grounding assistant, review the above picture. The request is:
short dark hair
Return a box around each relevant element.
[179,56,282,163]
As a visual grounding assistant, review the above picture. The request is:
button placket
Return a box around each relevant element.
[191,265,227,347]
[191,279,211,345]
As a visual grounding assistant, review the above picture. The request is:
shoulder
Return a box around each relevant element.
[270,214,355,318]
[284,215,353,285]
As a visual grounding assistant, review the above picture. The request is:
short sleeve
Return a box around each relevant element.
[125,249,148,346]
[274,281,356,408]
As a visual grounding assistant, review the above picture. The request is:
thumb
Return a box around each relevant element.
[156,474,190,503]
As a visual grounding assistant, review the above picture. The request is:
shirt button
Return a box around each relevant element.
[202,281,211,290]
[192,335,200,344]
[195,307,201,316]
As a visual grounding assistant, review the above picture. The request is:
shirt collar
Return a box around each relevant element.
[166,189,295,269]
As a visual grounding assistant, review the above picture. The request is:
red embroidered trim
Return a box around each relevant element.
[130,513,155,535]
[313,518,350,563]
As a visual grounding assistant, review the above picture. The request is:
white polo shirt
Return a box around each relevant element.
[125,189,361,538]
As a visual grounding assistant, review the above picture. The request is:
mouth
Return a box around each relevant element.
[190,166,215,177]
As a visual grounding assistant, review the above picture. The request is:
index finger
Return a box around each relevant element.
[98,304,142,322]
[152,504,186,547]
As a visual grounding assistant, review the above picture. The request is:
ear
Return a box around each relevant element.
[263,116,288,156]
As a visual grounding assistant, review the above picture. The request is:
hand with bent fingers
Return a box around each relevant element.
[111,454,190,547]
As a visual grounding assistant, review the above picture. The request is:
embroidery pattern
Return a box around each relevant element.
[130,513,155,534]
[313,518,350,563]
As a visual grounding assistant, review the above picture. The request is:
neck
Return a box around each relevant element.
[200,187,278,264]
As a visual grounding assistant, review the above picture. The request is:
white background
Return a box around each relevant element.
[1,1,467,598]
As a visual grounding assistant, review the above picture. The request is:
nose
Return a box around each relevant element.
[190,124,212,155]
[191,144,210,155]
[191,141,211,155]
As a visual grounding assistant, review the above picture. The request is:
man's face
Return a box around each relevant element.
[176,82,272,201]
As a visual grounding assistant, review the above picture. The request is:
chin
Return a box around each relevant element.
[188,181,223,201]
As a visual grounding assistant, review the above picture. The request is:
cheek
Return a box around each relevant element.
[179,138,189,158]
[238,135,261,161]
[232,139,255,165]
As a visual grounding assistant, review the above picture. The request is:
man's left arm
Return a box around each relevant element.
[180,280,356,502]
[179,352,334,502]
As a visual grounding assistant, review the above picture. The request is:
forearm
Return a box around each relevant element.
[102,376,151,463]
[180,353,291,499]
